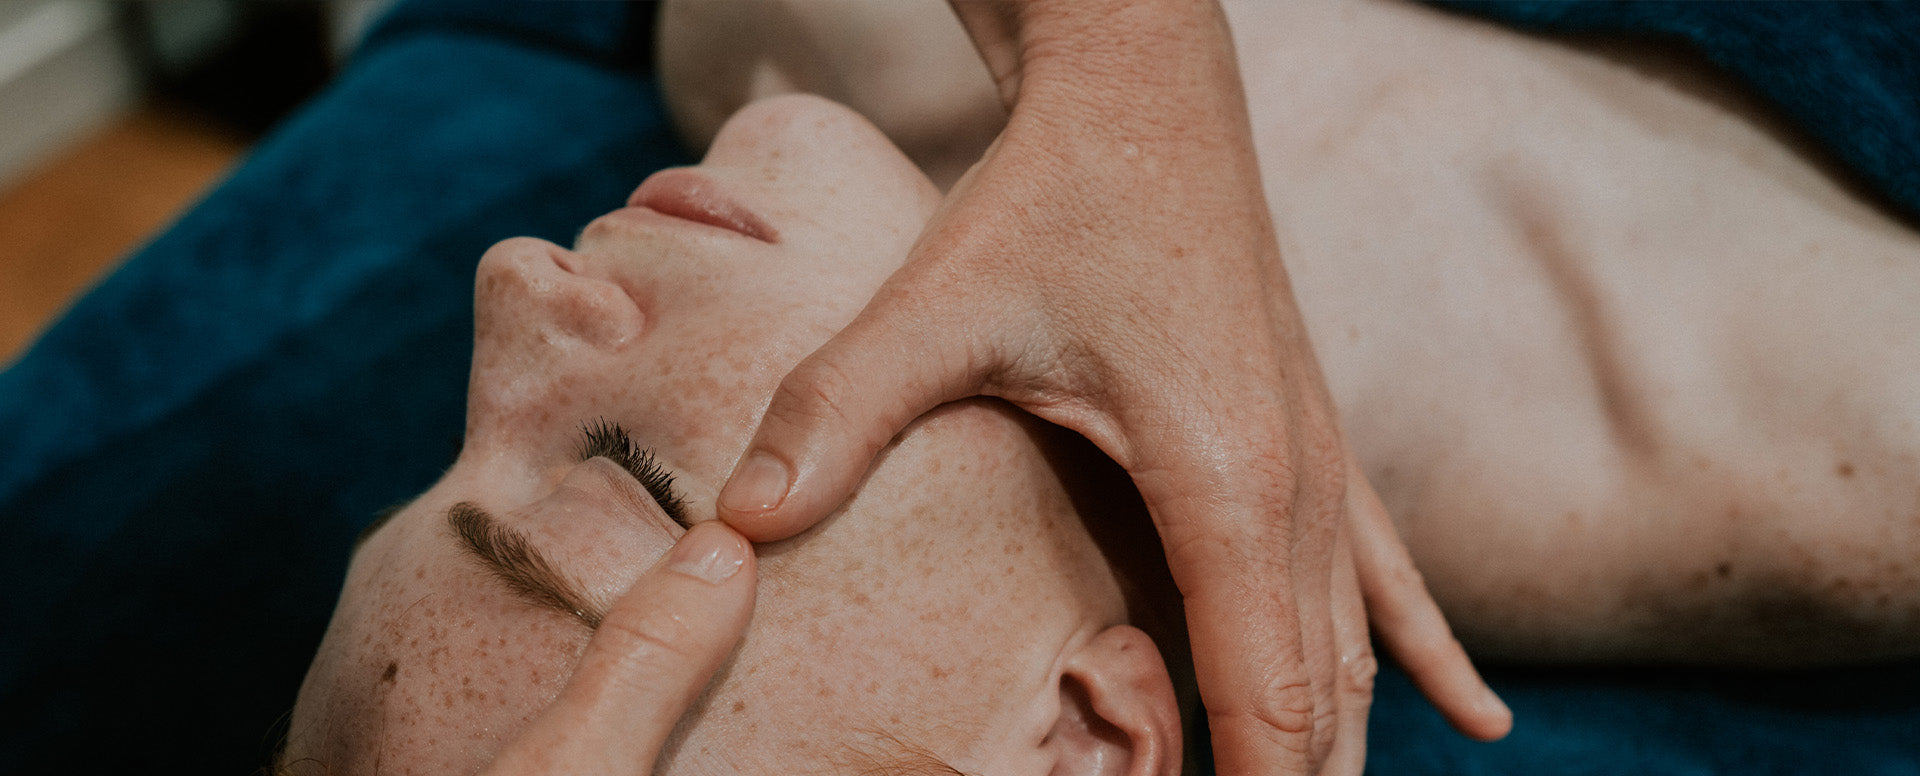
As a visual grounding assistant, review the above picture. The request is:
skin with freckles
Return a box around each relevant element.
[663,0,1920,667]
[286,96,1188,776]
[288,1,1920,767]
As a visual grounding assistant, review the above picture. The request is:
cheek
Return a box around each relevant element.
[577,295,857,486]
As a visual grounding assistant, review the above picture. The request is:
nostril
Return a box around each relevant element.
[474,237,647,350]
[554,277,645,348]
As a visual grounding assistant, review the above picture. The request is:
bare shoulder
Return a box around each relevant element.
[1228,0,1920,664]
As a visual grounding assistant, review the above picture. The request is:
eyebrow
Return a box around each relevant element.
[842,735,968,776]
[447,501,607,627]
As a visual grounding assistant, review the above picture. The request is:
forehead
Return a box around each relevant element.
[288,503,589,774]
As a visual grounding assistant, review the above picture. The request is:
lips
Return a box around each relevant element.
[628,169,779,243]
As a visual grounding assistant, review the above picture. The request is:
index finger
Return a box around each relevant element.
[482,522,757,775]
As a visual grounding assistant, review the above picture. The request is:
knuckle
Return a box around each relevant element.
[1161,529,1237,579]
[593,610,700,671]
[774,357,863,428]
[1341,644,1379,697]
[1310,679,1341,753]
[1235,678,1319,740]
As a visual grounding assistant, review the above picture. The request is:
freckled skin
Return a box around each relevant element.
[285,97,1135,776]
[671,0,1920,668]
[290,1,1920,766]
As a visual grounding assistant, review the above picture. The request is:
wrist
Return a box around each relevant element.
[999,0,1252,156]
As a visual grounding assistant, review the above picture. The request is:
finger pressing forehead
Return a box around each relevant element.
[481,522,756,775]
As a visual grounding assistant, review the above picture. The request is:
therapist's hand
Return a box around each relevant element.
[716,1,1509,773]
[480,522,754,776]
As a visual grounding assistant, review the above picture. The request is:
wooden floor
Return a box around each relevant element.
[0,105,247,363]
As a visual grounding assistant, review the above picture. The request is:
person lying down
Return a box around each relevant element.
[283,88,1920,776]
[667,0,1920,665]
[283,96,1201,776]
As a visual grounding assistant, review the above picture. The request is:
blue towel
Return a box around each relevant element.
[1433,0,1920,226]
[0,4,686,771]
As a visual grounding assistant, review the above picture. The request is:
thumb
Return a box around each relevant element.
[482,521,757,775]
[717,303,987,541]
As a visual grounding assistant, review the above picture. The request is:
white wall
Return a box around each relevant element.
[0,0,138,189]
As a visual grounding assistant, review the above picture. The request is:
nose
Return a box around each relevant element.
[473,237,645,350]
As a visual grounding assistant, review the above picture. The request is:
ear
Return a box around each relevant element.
[1046,626,1182,776]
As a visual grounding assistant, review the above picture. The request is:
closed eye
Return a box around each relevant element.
[576,419,691,527]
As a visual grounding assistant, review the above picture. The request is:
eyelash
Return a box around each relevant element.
[576,419,691,527]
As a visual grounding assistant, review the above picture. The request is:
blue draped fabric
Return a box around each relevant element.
[0,1,1912,773]
[0,4,686,771]
[1433,0,1920,226]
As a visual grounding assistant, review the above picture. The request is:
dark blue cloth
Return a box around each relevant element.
[0,3,685,772]
[1,1,1915,774]
[1371,660,1920,774]
[1432,0,1920,227]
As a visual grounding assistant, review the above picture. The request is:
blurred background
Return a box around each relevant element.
[0,0,396,363]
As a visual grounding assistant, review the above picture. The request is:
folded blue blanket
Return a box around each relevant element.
[0,1,1912,773]
[0,5,685,771]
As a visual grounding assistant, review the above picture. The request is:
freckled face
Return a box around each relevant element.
[285,95,1122,776]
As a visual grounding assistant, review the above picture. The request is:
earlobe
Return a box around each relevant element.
[1047,626,1181,776]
